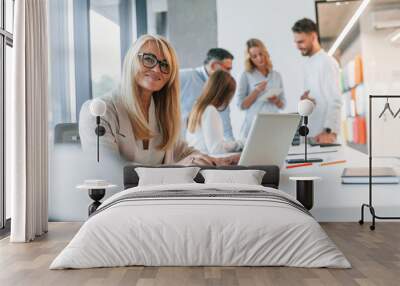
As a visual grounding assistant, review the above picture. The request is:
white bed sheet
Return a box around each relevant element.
[50,183,350,269]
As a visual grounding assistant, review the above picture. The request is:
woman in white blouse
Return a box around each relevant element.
[237,38,286,139]
[79,35,238,166]
[186,70,243,155]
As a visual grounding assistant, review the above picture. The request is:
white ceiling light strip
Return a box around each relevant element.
[328,0,371,56]
[390,30,400,42]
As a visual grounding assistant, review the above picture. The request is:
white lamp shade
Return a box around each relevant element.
[90,98,107,116]
[297,99,314,116]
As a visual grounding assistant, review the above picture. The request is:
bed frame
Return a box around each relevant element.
[123,165,280,189]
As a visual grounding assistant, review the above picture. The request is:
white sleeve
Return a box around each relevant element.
[322,59,342,134]
[202,107,243,154]
[276,72,286,109]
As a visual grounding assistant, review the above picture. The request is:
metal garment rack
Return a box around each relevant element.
[359,95,400,230]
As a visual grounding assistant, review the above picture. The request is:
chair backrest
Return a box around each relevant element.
[54,123,80,144]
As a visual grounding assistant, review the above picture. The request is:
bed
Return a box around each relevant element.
[50,165,350,269]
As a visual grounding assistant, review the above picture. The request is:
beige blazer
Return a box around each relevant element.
[79,92,198,164]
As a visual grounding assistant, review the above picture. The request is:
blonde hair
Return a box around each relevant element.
[120,34,180,151]
[188,70,236,133]
[244,38,273,73]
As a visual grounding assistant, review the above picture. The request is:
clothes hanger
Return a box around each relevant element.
[378,97,395,118]
[394,105,400,118]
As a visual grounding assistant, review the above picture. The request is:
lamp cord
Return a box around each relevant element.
[96,116,100,162]
[97,126,100,162]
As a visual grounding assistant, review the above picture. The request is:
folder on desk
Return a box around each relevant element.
[342,167,399,184]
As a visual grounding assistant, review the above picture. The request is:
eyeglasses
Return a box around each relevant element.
[138,53,170,74]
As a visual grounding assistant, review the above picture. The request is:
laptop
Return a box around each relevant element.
[239,113,301,167]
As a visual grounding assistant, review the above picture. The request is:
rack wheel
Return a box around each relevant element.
[370,225,375,231]
[358,220,364,225]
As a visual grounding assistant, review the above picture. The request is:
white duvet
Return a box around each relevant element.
[50,183,350,269]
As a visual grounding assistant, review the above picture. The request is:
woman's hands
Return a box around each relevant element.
[219,153,241,165]
[241,81,268,110]
[179,153,241,166]
[254,80,268,93]
[178,153,217,166]
[267,95,284,109]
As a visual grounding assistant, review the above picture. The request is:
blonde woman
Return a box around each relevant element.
[79,35,237,166]
[237,38,286,139]
[186,70,243,155]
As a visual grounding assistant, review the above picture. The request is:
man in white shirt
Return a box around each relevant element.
[180,48,235,140]
[292,18,342,144]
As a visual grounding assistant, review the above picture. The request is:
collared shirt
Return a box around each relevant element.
[237,69,286,139]
[304,49,342,137]
[180,66,235,141]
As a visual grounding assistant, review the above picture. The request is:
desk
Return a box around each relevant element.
[281,144,400,221]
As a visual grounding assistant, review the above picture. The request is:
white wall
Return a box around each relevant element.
[359,3,400,157]
[217,0,315,137]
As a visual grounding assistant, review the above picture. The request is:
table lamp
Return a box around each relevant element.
[287,99,323,164]
[89,98,106,162]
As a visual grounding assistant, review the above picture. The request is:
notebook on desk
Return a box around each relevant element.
[341,167,399,184]
[308,137,341,147]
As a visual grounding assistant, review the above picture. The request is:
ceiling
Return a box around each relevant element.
[317,0,400,50]
[317,0,362,42]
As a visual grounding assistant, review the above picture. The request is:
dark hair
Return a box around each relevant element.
[204,48,234,65]
[188,70,236,133]
[292,18,318,34]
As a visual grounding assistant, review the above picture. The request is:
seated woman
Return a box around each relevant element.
[79,34,237,166]
[186,70,243,155]
[237,38,286,139]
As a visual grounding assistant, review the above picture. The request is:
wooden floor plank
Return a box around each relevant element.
[0,222,400,286]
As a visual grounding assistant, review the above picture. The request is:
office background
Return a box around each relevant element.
[2,0,400,223]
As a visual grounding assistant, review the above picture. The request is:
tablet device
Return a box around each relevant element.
[258,87,283,101]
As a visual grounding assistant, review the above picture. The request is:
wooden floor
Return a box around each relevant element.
[0,222,400,286]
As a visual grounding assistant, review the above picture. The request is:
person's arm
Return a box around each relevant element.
[276,73,286,109]
[241,82,266,110]
[314,60,342,143]
[202,107,242,154]
[220,106,235,141]
[236,72,256,110]
[322,59,342,135]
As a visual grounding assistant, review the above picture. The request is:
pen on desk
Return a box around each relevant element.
[287,150,338,156]
[286,162,313,169]
[320,160,347,167]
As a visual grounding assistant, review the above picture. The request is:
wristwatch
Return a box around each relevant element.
[324,128,332,134]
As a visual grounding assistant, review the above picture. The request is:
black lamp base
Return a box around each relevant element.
[287,158,323,164]
[88,188,106,216]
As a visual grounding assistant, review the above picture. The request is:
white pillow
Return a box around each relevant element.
[200,169,266,185]
[136,167,201,186]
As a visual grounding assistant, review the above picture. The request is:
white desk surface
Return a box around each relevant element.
[289,177,321,181]
[281,144,400,221]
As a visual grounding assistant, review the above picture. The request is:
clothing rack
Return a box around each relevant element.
[359,95,400,230]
